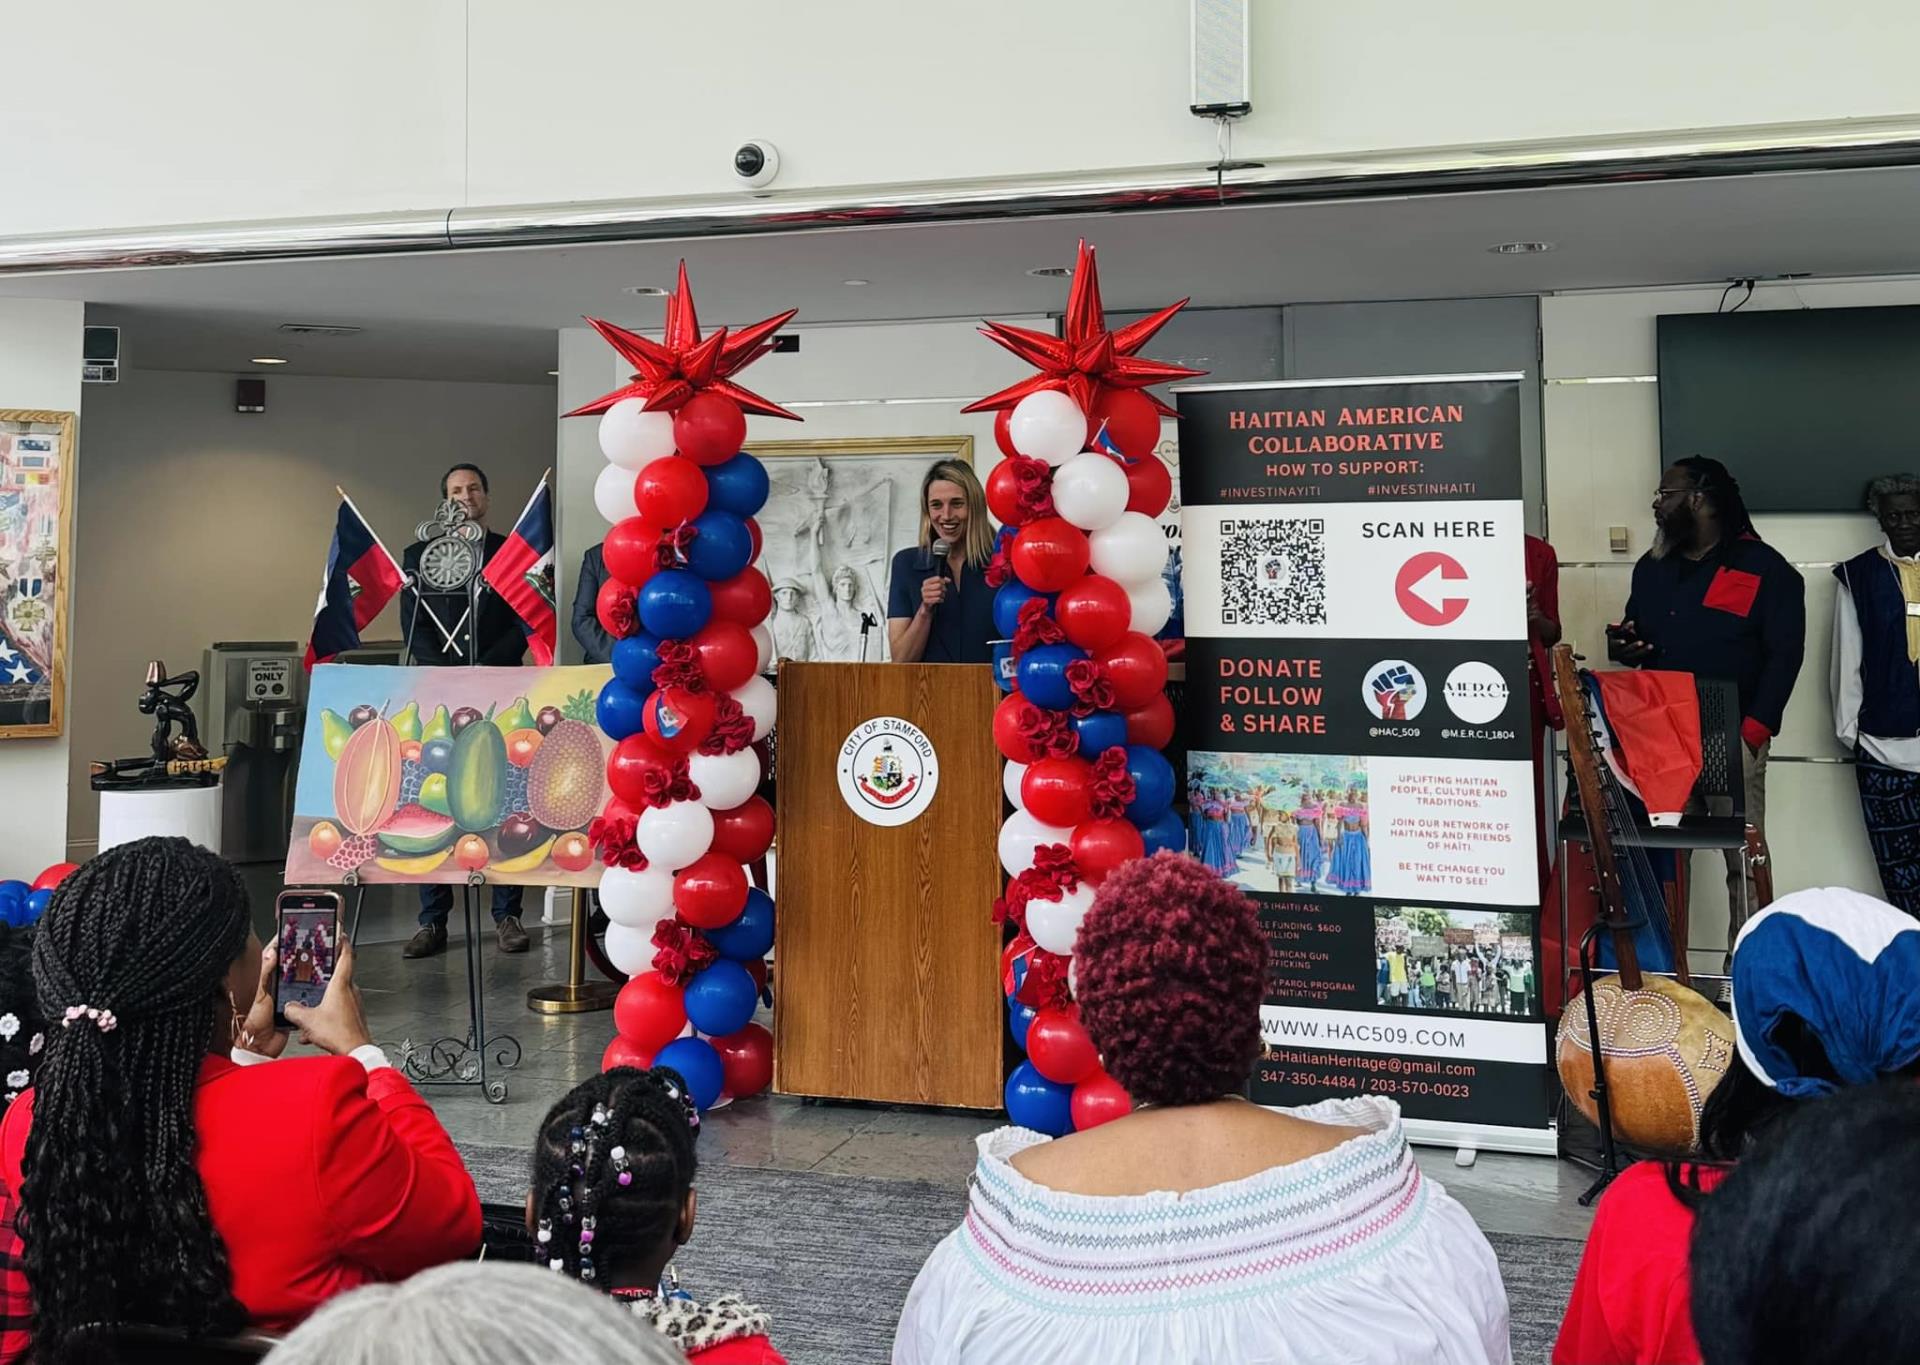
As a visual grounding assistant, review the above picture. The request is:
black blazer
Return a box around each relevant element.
[400,530,529,668]
[572,544,616,665]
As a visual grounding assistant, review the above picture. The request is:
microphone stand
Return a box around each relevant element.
[859,612,877,663]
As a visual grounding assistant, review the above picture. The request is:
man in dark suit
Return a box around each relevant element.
[571,543,616,665]
[399,463,530,959]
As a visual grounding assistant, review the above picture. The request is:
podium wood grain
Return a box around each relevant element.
[774,662,1003,1108]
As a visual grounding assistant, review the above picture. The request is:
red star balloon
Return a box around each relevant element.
[964,240,1206,419]
[565,261,800,420]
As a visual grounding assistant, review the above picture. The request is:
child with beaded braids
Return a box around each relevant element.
[529,1067,785,1364]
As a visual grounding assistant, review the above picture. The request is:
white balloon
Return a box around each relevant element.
[750,623,774,673]
[598,398,678,470]
[1026,884,1096,956]
[1010,390,1088,465]
[593,461,640,525]
[598,864,676,930]
[603,921,657,976]
[732,675,777,741]
[1068,956,1079,1000]
[1125,576,1173,636]
[1051,452,1130,532]
[690,747,761,810]
[999,809,1073,877]
[1089,511,1169,587]
[636,799,715,873]
[1002,761,1028,809]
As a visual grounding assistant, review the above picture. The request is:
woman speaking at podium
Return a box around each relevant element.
[887,460,997,664]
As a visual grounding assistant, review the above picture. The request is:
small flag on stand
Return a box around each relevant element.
[304,493,406,671]
[484,474,557,665]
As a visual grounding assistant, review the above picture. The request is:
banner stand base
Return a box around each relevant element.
[1402,1116,1557,1158]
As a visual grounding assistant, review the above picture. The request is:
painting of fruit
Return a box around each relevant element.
[288,665,617,887]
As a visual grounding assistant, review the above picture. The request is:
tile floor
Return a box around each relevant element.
[352,914,1597,1242]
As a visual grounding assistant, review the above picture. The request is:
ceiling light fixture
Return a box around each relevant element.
[1488,241,1554,255]
[842,279,869,287]
[623,285,669,296]
[1026,265,1073,278]
[249,357,288,365]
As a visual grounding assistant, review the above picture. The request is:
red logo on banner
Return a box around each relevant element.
[1394,552,1469,626]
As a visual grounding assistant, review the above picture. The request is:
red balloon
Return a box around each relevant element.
[635,455,709,528]
[709,567,773,627]
[603,1035,656,1073]
[595,577,637,640]
[673,393,746,467]
[1088,388,1160,461]
[1027,1007,1100,1084]
[1123,694,1176,750]
[1011,517,1091,593]
[745,516,763,561]
[1070,817,1146,885]
[31,862,77,893]
[1022,756,1093,828]
[614,970,688,1052]
[673,852,749,929]
[608,733,676,808]
[1097,632,1169,710]
[1070,1069,1134,1130]
[1123,453,1172,518]
[712,1022,774,1098]
[993,407,1021,459]
[985,458,1030,526]
[745,957,770,996]
[603,517,665,587]
[710,795,775,863]
[1054,575,1132,652]
[691,620,758,692]
[644,685,717,754]
[993,691,1044,764]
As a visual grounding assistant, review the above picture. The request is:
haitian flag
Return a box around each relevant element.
[303,496,405,671]
[484,477,557,665]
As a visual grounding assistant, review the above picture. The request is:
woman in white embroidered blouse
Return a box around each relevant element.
[893,852,1511,1365]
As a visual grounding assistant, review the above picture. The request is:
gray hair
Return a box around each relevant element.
[1867,474,1920,516]
[262,1262,680,1365]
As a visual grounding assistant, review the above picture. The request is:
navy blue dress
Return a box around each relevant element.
[887,546,997,664]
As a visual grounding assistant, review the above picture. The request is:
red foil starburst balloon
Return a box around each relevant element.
[566,260,800,420]
[963,240,1205,419]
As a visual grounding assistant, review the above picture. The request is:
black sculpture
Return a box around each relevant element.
[138,661,206,763]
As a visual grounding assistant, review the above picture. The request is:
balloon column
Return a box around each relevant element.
[566,263,787,1110]
[0,862,76,928]
[976,241,1200,1136]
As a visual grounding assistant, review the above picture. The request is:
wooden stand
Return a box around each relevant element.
[773,662,1003,1109]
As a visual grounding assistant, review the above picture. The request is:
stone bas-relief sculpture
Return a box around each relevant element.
[758,455,901,663]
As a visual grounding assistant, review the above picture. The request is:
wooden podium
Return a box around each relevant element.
[773,662,1004,1109]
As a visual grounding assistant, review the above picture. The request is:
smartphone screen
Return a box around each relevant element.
[275,893,342,1024]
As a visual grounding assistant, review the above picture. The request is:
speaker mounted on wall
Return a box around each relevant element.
[236,378,266,414]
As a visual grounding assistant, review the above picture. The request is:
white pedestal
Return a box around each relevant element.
[98,783,222,854]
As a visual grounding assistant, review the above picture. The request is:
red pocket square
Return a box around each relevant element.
[1702,567,1762,617]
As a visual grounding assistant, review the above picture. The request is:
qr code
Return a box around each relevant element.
[1219,517,1326,626]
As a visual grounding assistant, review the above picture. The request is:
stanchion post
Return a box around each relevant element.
[528,887,619,1014]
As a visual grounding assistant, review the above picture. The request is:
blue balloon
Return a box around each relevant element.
[992,582,1055,640]
[990,641,1016,694]
[686,509,754,582]
[1138,806,1187,857]
[1124,744,1176,824]
[20,889,51,925]
[682,959,759,1037]
[1009,999,1038,1050]
[704,452,770,518]
[612,633,663,690]
[706,888,775,962]
[595,677,649,741]
[1010,955,1029,994]
[1004,1060,1074,1136]
[637,569,712,639]
[654,1037,726,1111]
[1071,710,1126,759]
[0,882,25,924]
[1015,643,1088,712]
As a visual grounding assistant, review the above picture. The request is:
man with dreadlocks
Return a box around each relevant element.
[528,1067,784,1363]
[0,838,480,1363]
[1610,455,1805,934]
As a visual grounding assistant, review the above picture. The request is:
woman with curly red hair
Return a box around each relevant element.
[893,852,1511,1365]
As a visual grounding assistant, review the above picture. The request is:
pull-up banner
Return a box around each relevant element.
[1176,374,1551,1153]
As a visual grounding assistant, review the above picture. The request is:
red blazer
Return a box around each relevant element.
[0,1053,479,1348]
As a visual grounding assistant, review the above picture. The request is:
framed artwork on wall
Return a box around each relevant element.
[0,409,75,739]
[746,435,974,664]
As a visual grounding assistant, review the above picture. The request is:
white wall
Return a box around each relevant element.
[1541,279,1920,964]
[0,300,82,870]
[67,368,554,852]
[7,2,1920,237]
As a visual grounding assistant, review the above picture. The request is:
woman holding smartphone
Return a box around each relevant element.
[0,838,479,1363]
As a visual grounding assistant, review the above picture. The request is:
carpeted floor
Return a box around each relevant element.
[462,1142,1579,1364]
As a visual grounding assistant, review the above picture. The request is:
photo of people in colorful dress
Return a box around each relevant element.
[1373,905,1537,1018]
[1186,751,1370,895]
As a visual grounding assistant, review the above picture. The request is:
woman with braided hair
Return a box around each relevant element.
[0,837,479,1363]
[529,1066,784,1363]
